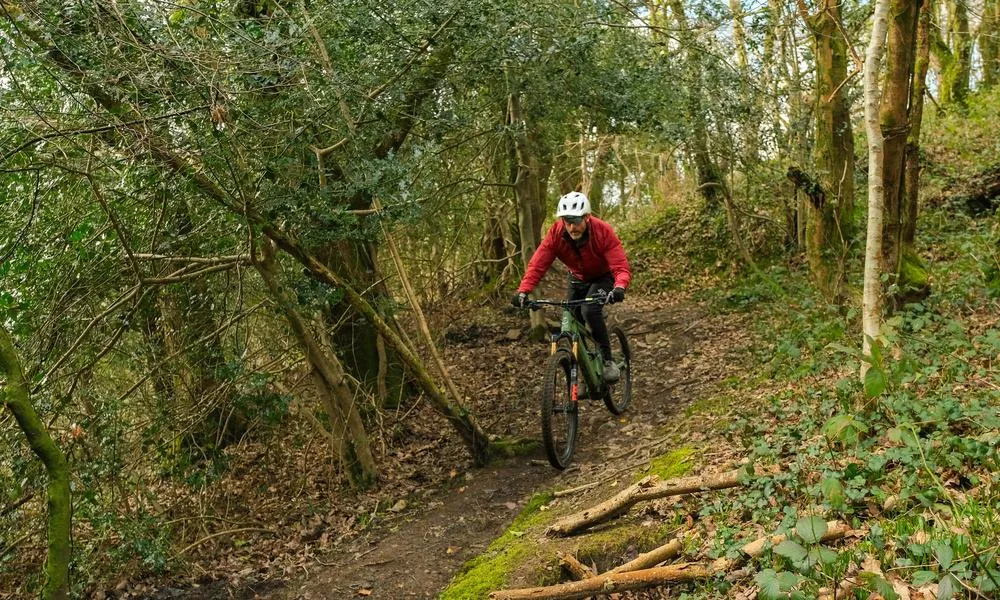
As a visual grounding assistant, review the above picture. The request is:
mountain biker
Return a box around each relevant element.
[511,191,631,382]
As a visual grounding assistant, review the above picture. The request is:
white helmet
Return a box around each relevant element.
[555,191,591,218]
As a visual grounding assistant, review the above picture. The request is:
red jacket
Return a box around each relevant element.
[518,216,631,293]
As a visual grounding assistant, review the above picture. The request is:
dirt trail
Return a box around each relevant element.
[278,294,751,599]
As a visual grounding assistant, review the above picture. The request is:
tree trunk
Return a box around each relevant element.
[508,87,552,337]
[255,242,378,488]
[944,0,971,106]
[668,0,731,211]
[267,228,494,465]
[879,0,923,306]
[481,213,512,288]
[0,327,71,600]
[580,134,613,215]
[480,144,517,290]
[863,0,891,360]
[729,0,760,163]
[318,236,407,408]
[555,140,582,196]
[982,0,1000,87]
[904,2,931,249]
[799,0,856,301]
[931,0,970,107]
[158,200,244,453]
[773,0,809,248]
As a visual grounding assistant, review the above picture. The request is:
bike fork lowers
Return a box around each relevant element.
[570,341,580,402]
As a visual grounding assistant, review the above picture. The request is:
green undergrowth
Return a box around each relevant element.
[680,207,1000,597]
[439,492,556,599]
[922,85,1000,178]
[619,203,733,293]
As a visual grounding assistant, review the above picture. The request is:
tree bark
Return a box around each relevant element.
[320,238,407,408]
[667,0,731,211]
[508,86,552,337]
[0,327,71,600]
[377,199,471,430]
[157,200,244,453]
[944,0,971,106]
[863,0,891,360]
[982,0,1000,87]
[797,0,856,301]
[930,0,970,108]
[255,241,378,488]
[557,552,596,580]
[903,2,931,247]
[490,563,715,600]
[878,0,922,284]
[546,469,743,536]
[608,538,683,574]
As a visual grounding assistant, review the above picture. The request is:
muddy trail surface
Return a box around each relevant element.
[274,292,752,600]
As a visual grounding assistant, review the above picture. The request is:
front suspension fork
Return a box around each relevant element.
[570,341,580,403]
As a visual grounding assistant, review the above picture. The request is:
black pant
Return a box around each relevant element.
[569,273,614,360]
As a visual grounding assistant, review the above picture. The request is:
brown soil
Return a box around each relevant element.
[117,291,753,600]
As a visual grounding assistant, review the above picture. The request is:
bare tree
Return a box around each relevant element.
[863,0,892,361]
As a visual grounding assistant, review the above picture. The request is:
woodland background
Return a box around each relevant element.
[1,0,999,598]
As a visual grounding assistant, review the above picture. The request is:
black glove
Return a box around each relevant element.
[607,287,626,304]
[511,292,528,308]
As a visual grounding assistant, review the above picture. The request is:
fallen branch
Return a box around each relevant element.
[553,482,600,498]
[546,469,744,536]
[489,562,715,600]
[556,551,595,580]
[608,538,683,574]
[172,527,275,558]
[496,520,856,600]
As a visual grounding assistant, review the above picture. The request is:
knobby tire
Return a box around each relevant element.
[603,326,632,415]
[541,349,578,469]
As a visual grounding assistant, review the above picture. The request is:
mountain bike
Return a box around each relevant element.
[521,294,632,469]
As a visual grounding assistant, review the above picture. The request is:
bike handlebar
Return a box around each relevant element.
[525,292,609,310]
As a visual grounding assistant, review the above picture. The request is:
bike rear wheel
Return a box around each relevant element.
[541,350,579,469]
[603,326,632,415]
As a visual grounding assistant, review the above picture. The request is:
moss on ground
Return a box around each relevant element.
[635,447,694,482]
[439,492,556,599]
[489,437,540,459]
[574,522,679,572]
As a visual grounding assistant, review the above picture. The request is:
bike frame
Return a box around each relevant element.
[528,296,607,401]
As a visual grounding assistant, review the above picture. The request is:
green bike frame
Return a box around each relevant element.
[550,301,605,401]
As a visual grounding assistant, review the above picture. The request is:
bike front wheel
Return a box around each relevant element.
[541,349,579,469]
[603,326,632,415]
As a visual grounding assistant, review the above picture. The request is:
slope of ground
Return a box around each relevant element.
[274,290,756,599]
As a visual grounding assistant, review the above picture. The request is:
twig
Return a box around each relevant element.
[554,482,600,498]
[173,527,275,558]
[1,492,35,517]
[132,253,249,264]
